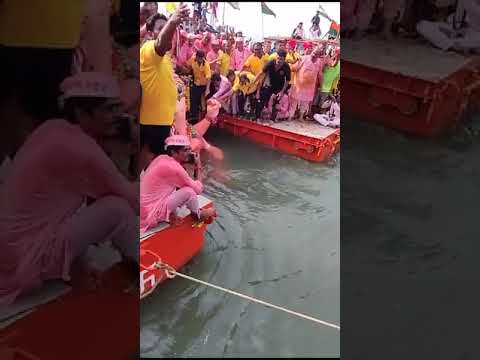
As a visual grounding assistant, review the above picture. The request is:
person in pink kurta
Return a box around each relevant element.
[140,135,216,233]
[177,33,196,67]
[289,47,326,120]
[0,73,139,306]
[303,41,313,55]
[264,92,290,121]
[206,39,222,74]
[231,37,250,71]
[172,97,224,163]
[194,32,212,54]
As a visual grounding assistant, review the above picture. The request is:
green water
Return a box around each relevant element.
[140,129,340,357]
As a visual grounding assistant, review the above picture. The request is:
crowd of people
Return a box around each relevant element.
[137,2,341,234]
[342,0,479,54]
[0,0,340,305]
[139,2,340,158]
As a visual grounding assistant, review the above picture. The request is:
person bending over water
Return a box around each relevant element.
[140,135,216,233]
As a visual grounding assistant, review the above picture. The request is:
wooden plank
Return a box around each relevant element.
[268,121,336,139]
[342,36,472,81]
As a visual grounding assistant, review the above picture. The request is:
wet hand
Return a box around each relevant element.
[206,99,221,122]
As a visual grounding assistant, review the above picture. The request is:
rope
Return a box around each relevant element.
[153,262,340,331]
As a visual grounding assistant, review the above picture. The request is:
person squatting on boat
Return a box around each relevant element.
[140,134,216,233]
[0,73,139,306]
[314,91,341,128]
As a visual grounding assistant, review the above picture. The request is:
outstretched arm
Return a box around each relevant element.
[154,4,190,56]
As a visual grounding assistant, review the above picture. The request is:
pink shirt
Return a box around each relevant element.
[292,55,325,102]
[178,42,195,67]
[206,49,221,73]
[140,155,203,232]
[231,48,250,71]
[194,39,212,54]
[0,120,137,306]
[211,75,232,100]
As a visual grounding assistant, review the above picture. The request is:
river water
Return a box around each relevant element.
[140,129,340,357]
[342,114,480,359]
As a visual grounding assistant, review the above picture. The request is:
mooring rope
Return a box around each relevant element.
[151,261,340,331]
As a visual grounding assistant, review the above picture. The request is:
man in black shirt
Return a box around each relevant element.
[254,49,291,121]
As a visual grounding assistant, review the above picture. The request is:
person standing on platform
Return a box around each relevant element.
[139,5,190,171]
[187,49,212,123]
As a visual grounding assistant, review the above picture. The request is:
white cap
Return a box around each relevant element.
[60,72,120,99]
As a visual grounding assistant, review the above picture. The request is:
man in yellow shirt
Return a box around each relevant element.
[0,0,85,122]
[242,42,269,76]
[218,41,232,76]
[285,39,301,87]
[232,72,257,118]
[139,5,189,170]
[187,49,212,123]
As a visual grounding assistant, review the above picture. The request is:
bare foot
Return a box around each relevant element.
[169,212,183,226]
[70,259,104,291]
[199,207,216,221]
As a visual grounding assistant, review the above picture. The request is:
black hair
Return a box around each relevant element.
[211,73,221,83]
[277,49,287,58]
[166,145,186,156]
[196,49,206,58]
[226,70,236,79]
[239,73,250,82]
[144,2,159,10]
[63,97,108,123]
[146,13,167,32]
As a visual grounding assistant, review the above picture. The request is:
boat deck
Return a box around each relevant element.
[268,120,337,139]
[218,115,340,162]
[342,36,473,81]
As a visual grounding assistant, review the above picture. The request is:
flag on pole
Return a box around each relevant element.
[261,2,276,17]
[227,2,240,10]
[327,20,340,38]
[318,4,332,22]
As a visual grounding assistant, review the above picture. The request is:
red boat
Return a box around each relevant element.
[0,249,138,359]
[218,115,340,162]
[0,195,214,358]
[342,36,480,137]
[140,195,214,299]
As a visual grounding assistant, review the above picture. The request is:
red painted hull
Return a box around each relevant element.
[342,57,480,137]
[140,200,214,299]
[0,264,138,359]
[218,115,340,162]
